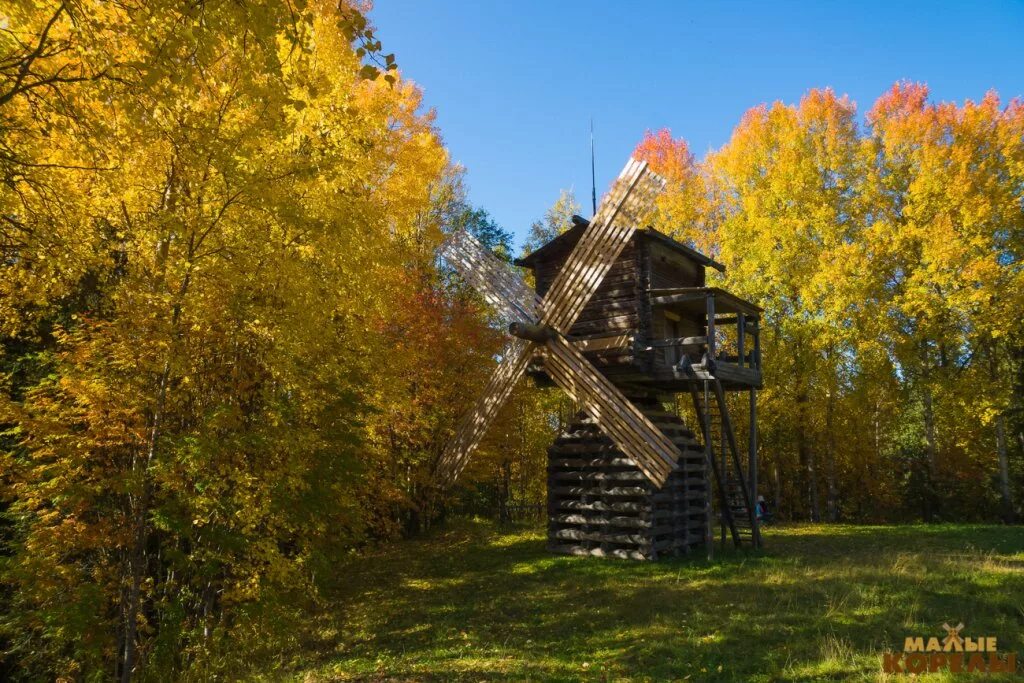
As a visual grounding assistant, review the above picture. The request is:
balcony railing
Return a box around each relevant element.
[647,287,763,387]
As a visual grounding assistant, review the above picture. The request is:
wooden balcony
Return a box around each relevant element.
[647,287,763,391]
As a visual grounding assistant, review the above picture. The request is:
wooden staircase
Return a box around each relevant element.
[689,379,761,549]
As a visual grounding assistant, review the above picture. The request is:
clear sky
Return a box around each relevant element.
[369,1,1024,249]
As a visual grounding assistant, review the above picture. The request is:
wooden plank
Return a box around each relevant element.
[648,287,703,294]
[548,544,651,561]
[569,318,640,338]
[549,458,638,469]
[651,292,708,306]
[436,338,533,481]
[749,387,758,531]
[706,362,762,389]
[647,287,761,316]
[550,471,648,483]
[648,336,707,349]
[575,283,641,302]
[552,163,659,328]
[570,299,641,323]
[754,324,762,370]
[571,312,640,328]
[549,486,650,497]
[571,333,633,352]
[440,230,542,324]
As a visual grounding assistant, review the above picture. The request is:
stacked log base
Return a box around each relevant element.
[547,397,709,560]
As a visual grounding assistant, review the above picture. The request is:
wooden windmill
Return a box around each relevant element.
[439,158,763,560]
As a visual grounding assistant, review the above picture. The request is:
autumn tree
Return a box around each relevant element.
[0,1,451,679]
[634,129,716,255]
[863,83,1024,521]
[639,92,865,521]
[636,85,1023,523]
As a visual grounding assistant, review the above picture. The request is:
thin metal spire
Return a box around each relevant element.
[590,118,597,216]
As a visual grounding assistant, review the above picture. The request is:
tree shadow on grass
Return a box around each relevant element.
[300,522,1024,681]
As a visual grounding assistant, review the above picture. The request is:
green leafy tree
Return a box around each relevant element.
[521,189,581,256]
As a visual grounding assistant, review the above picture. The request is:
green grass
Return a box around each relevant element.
[286,521,1024,682]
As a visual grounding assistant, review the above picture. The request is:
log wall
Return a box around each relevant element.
[547,394,709,560]
[648,242,706,371]
[535,241,641,374]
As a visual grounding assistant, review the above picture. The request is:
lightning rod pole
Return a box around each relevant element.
[590,118,597,216]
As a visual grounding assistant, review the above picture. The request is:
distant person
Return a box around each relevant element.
[755,495,772,524]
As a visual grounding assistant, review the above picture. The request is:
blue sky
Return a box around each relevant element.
[369,1,1024,249]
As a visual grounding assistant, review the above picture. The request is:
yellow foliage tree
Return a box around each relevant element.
[637,84,1024,523]
[0,1,453,678]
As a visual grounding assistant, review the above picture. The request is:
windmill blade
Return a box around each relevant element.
[440,229,542,325]
[436,337,534,483]
[541,335,678,486]
[540,158,666,334]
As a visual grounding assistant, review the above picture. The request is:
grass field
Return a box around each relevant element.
[290,521,1024,682]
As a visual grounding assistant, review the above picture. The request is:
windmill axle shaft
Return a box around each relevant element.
[508,321,555,343]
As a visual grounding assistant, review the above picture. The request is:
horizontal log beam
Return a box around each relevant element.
[570,333,633,352]
[715,315,760,326]
[647,336,706,349]
[651,292,707,306]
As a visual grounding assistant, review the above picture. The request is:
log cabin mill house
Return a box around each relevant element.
[515,215,764,559]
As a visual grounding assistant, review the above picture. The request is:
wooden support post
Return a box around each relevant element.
[749,388,758,549]
[706,293,716,362]
[703,381,714,561]
[720,408,727,548]
[753,318,761,371]
[737,313,746,368]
